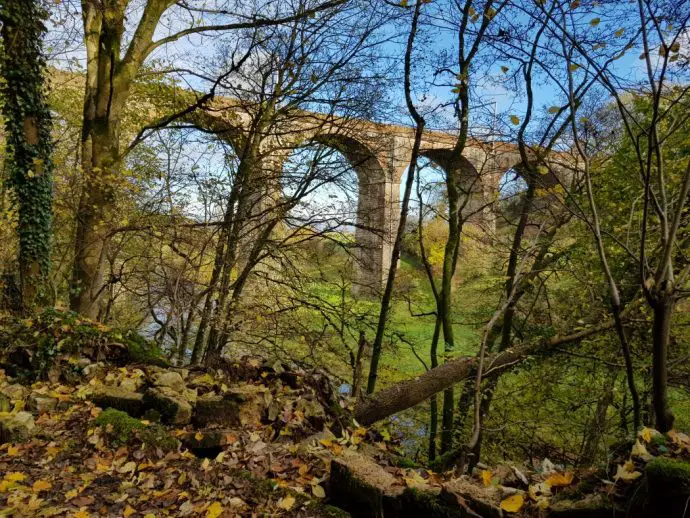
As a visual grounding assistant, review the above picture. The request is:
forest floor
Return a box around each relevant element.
[1,310,689,517]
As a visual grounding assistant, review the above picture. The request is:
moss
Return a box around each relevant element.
[397,489,462,518]
[121,331,169,367]
[395,457,420,469]
[653,434,669,447]
[646,457,690,494]
[95,408,177,451]
[95,408,145,444]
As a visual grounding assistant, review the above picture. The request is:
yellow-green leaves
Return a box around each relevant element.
[510,115,520,125]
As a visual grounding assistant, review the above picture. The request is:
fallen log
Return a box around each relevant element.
[354,319,616,425]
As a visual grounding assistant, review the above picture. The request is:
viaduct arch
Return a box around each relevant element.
[190,98,570,294]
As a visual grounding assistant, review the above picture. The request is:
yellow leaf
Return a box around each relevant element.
[32,479,52,492]
[119,461,137,474]
[201,458,210,471]
[65,488,79,500]
[500,494,524,512]
[545,471,573,487]
[278,495,296,510]
[177,472,186,485]
[194,432,203,441]
[615,460,642,482]
[123,506,136,518]
[312,484,326,498]
[631,440,651,459]
[215,451,225,463]
[615,28,625,37]
[481,470,492,486]
[7,445,19,456]
[143,514,155,518]
[4,472,25,483]
[589,17,600,26]
[640,428,653,443]
[510,115,520,125]
[74,510,90,518]
[206,501,223,518]
[569,63,580,72]
[548,106,560,114]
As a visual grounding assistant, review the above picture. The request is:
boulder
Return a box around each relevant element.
[549,494,615,517]
[153,371,185,392]
[645,457,690,515]
[119,377,143,393]
[439,479,502,518]
[2,383,28,402]
[192,394,241,428]
[89,386,146,417]
[329,450,450,517]
[226,384,272,426]
[143,387,192,425]
[0,411,35,443]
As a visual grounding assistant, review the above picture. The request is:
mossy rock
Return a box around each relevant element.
[90,386,145,416]
[95,408,178,451]
[143,388,192,425]
[645,457,690,515]
[646,457,690,493]
[119,330,169,367]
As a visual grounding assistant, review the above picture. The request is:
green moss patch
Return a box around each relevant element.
[94,408,177,451]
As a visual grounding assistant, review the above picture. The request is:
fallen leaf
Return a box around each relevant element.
[640,428,653,443]
[500,494,524,512]
[312,484,326,498]
[32,479,52,492]
[119,461,137,474]
[615,460,642,482]
[277,495,296,510]
[545,471,573,487]
[481,469,492,486]
[123,506,136,518]
[206,501,223,518]
[4,472,25,483]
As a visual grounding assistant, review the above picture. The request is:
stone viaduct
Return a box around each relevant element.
[190,98,566,294]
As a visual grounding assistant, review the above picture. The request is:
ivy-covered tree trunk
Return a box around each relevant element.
[0,0,54,311]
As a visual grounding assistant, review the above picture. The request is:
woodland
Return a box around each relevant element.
[0,0,689,516]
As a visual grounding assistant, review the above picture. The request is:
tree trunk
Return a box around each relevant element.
[366,0,425,394]
[579,371,616,467]
[428,315,442,460]
[352,331,370,400]
[652,294,674,432]
[355,319,617,425]
[0,0,54,311]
